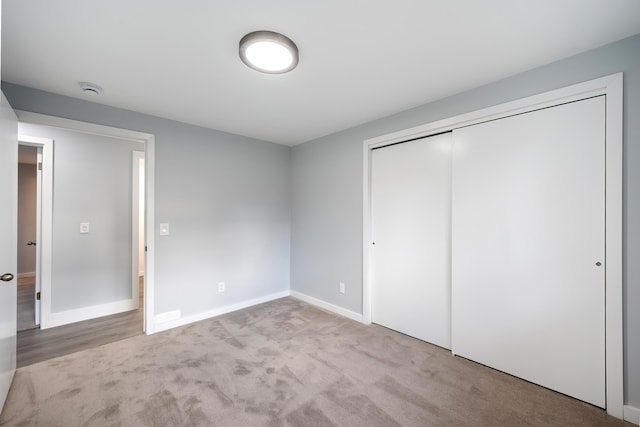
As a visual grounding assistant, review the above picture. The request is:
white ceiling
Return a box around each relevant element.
[3,1,640,146]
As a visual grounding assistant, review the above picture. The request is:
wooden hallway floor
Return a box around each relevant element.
[16,277,144,368]
[17,277,37,332]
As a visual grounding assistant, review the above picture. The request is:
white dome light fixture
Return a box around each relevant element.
[239,31,298,74]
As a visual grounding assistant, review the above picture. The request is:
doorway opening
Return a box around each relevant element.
[16,134,51,335]
[16,144,40,332]
[14,118,155,367]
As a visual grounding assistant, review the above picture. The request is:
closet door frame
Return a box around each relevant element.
[362,73,623,419]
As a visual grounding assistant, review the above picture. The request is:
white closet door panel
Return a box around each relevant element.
[371,133,452,349]
[451,97,605,407]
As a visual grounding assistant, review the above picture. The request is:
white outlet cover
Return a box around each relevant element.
[160,223,169,236]
[218,282,225,292]
[80,222,89,234]
[339,282,346,294]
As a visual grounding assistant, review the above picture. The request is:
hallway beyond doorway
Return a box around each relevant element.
[17,277,144,368]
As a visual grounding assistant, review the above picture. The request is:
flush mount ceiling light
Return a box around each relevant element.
[79,81,103,95]
[239,31,298,74]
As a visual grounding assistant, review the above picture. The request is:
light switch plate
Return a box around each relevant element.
[80,222,89,234]
[160,223,169,236]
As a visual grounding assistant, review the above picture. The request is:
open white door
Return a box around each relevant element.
[0,91,18,411]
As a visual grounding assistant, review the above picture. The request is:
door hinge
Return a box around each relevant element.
[38,162,43,171]
[36,291,41,301]
[145,246,148,252]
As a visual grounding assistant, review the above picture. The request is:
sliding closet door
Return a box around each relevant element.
[451,97,606,407]
[371,133,452,349]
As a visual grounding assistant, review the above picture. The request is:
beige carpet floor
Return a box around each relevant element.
[0,297,630,426]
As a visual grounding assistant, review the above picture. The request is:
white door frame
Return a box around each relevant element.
[34,146,42,326]
[362,73,623,418]
[17,135,53,328]
[16,111,157,335]
[132,151,145,328]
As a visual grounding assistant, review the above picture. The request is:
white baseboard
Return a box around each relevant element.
[290,291,363,323]
[154,309,181,324]
[153,291,291,333]
[624,405,640,425]
[43,298,139,329]
[17,272,35,279]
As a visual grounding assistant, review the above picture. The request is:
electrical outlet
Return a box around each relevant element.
[339,282,346,294]
[80,222,89,234]
[218,282,225,293]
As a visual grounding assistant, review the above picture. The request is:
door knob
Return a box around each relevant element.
[0,273,14,282]
[27,240,36,246]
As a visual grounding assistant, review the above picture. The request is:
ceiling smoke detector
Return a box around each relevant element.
[79,81,103,95]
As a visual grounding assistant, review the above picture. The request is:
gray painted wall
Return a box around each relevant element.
[153,126,290,315]
[290,34,640,407]
[1,85,291,318]
[17,163,36,275]
[19,123,143,312]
